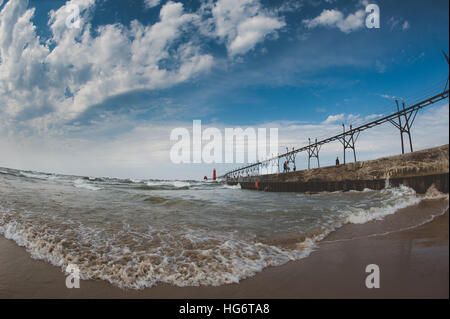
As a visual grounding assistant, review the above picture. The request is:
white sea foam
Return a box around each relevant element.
[173,181,190,188]
[223,183,241,189]
[349,188,374,193]
[344,185,421,224]
[322,202,449,245]
[73,179,101,191]
[0,210,307,288]
[145,180,190,188]
[20,171,56,180]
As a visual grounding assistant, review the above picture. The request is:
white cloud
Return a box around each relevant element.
[303,8,365,33]
[402,21,410,31]
[276,0,303,13]
[202,0,285,56]
[0,0,213,128]
[322,113,345,124]
[322,112,385,126]
[380,94,399,100]
[144,0,161,9]
[0,0,286,134]
[388,16,410,32]
[387,17,400,30]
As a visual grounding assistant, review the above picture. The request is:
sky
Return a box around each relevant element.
[0,0,448,180]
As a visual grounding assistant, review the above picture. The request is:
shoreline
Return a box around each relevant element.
[0,198,448,299]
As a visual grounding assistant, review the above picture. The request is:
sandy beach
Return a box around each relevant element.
[0,198,448,299]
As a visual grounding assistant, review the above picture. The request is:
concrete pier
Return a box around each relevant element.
[226,144,449,194]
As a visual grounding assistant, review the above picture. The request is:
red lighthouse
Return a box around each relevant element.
[213,168,216,181]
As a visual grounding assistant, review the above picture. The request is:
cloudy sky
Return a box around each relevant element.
[0,0,448,179]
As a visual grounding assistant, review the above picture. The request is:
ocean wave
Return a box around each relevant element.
[223,183,241,189]
[73,179,102,191]
[0,176,434,290]
[19,171,58,181]
[322,202,449,244]
[0,209,309,289]
[344,185,421,224]
[83,176,105,182]
[147,180,190,188]
[130,180,192,190]
[138,195,206,208]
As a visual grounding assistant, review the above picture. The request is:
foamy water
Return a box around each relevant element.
[0,167,435,289]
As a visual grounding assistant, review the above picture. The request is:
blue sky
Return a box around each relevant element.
[0,0,448,179]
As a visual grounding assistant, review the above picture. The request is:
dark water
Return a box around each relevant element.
[0,167,426,288]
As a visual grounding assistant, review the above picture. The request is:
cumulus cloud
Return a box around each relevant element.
[0,0,286,135]
[302,0,381,34]
[201,0,285,56]
[321,112,384,126]
[303,8,365,33]
[0,0,213,130]
[322,113,345,124]
[144,0,161,9]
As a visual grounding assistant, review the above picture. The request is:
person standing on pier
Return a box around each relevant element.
[283,161,290,172]
[336,157,340,166]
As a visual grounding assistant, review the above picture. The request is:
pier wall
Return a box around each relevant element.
[226,144,449,194]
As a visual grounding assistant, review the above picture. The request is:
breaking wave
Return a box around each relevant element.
[73,179,102,191]
[1,167,446,289]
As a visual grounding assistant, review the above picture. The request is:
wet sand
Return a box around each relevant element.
[0,198,448,299]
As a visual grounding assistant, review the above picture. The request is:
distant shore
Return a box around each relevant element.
[0,198,448,299]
